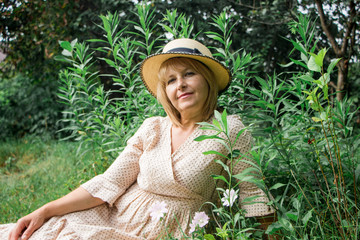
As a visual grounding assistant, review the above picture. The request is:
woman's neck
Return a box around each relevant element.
[170,119,198,154]
[179,112,204,129]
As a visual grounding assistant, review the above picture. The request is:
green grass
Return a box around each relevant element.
[0,136,101,223]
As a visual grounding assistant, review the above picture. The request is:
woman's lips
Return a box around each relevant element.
[178,92,192,99]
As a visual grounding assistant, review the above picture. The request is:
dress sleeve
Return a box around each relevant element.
[80,118,152,206]
[227,115,274,217]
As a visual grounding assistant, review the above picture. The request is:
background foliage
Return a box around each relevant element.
[1,0,359,139]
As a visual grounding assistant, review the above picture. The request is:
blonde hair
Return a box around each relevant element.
[157,57,218,127]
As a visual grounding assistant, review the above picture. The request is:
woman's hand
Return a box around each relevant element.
[8,207,48,240]
[8,187,105,240]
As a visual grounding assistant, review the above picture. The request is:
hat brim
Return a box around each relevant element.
[140,52,231,97]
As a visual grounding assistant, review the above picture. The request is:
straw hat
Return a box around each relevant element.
[140,38,231,97]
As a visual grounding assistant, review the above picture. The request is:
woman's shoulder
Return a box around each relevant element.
[142,116,168,126]
[226,114,246,129]
[225,114,252,142]
[130,116,168,140]
[139,116,169,133]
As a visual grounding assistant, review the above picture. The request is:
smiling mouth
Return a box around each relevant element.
[178,92,192,99]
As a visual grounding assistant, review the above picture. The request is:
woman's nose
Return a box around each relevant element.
[176,77,186,89]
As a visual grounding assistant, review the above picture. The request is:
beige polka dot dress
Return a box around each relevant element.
[0,115,273,239]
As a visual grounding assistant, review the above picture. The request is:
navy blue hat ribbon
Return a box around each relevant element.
[167,47,202,54]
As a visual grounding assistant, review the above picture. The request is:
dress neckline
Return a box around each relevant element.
[167,118,201,156]
[167,115,215,156]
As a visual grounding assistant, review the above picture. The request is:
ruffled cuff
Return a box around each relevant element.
[81,174,126,207]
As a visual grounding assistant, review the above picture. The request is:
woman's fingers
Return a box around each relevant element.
[8,213,44,240]
[19,223,36,240]
[8,220,26,240]
[19,218,43,240]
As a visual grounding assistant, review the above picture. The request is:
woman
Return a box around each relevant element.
[2,38,274,240]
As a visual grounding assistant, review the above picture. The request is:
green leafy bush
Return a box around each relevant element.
[0,74,63,139]
[239,15,360,239]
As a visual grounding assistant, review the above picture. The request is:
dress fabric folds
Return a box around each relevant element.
[0,115,273,239]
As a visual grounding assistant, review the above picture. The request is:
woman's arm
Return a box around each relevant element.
[9,187,104,240]
[43,187,105,217]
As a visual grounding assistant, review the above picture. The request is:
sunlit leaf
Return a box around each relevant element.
[327,58,341,74]
[312,117,322,122]
[307,56,321,72]
[269,183,286,191]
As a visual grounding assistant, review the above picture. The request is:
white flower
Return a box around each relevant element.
[189,222,197,234]
[189,211,209,233]
[221,188,239,207]
[149,201,168,222]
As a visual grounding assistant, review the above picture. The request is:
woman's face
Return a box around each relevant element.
[164,62,209,118]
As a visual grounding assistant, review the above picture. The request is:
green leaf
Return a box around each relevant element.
[255,76,269,90]
[214,110,222,121]
[290,39,307,55]
[238,159,261,170]
[266,222,283,234]
[207,34,223,42]
[194,135,223,142]
[212,119,222,131]
[292,198,301,211]
[59,41,72,51]
[204,234,216,240]
[341,219,351,228]
[234,128,247,146]
[70,38,78,47]
[300,52,308,63]
[313,79,324,88]
[267,103,275,111]
[269,183,286,191]
[233,169,260,182]
[254,100,267,109]
[302,209,313,227]
[102,58,116,68]
[203,150,227,158]
[323,84,328,100]
[320,111,327,121]
[299,74,315,83]
[214,159,229,172]
[62,49,72,57]
[320,72,330,84]
[279,61,294,67]
[233,212,241,225]
[211,175,229,184]
[286,212,298,221]
[314,48,327,67]
[197,121,217,130]
[327,58,341,74]
[279,218,295,231]
[242,195,261,204]
[101,15,111,33]
[312,117,322,122]
[87,39,108,43]
[307,56,321,72]
[290,58,308,69]
[221,109,228,134]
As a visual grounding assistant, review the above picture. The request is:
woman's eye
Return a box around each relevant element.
[185,72,195,77]
[167,78,175,85]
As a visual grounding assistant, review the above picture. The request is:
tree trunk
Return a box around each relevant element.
[315,0,357,102]
[336,58,349,101]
